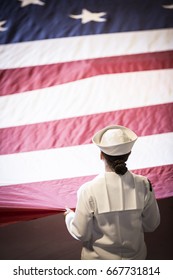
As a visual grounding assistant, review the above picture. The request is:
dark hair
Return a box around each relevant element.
[101,152,131,175]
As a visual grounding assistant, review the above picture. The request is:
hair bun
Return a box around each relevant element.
[113,160,127,175]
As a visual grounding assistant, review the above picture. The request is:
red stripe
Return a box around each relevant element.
[0,51,173,96]
[0,164,172,226]
[0,103,172,155]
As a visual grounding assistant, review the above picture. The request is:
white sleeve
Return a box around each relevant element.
[65,187,94,241]
[65,211,79,240]
[142,181,160,232]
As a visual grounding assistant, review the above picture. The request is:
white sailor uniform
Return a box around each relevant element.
[65,171,160,260]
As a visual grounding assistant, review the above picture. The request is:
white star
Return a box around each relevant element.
[0,20,7,32]
[69,9,107,24]
[18,0,45,7]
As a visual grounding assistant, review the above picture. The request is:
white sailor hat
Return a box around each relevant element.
[92,125,138,156]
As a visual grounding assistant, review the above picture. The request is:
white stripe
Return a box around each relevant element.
[0,29,173,69]
[0,69,173,128]
[0,133,172,185]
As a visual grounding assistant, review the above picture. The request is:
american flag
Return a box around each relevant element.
[0,0,173,226]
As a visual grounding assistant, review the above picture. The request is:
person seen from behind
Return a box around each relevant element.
[64,125,160,259]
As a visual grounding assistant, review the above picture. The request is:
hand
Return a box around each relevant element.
[64,207,73,217]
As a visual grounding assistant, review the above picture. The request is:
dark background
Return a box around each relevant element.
[0,197,172,260]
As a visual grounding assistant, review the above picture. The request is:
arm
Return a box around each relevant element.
[142,180,160,232]
[65,188,94,241]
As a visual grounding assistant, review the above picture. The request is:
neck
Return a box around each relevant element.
[104,162,113,172]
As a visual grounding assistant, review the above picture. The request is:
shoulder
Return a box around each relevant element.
[77,174,105,197]
[130,171,149,183]
[130,171,152,192]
